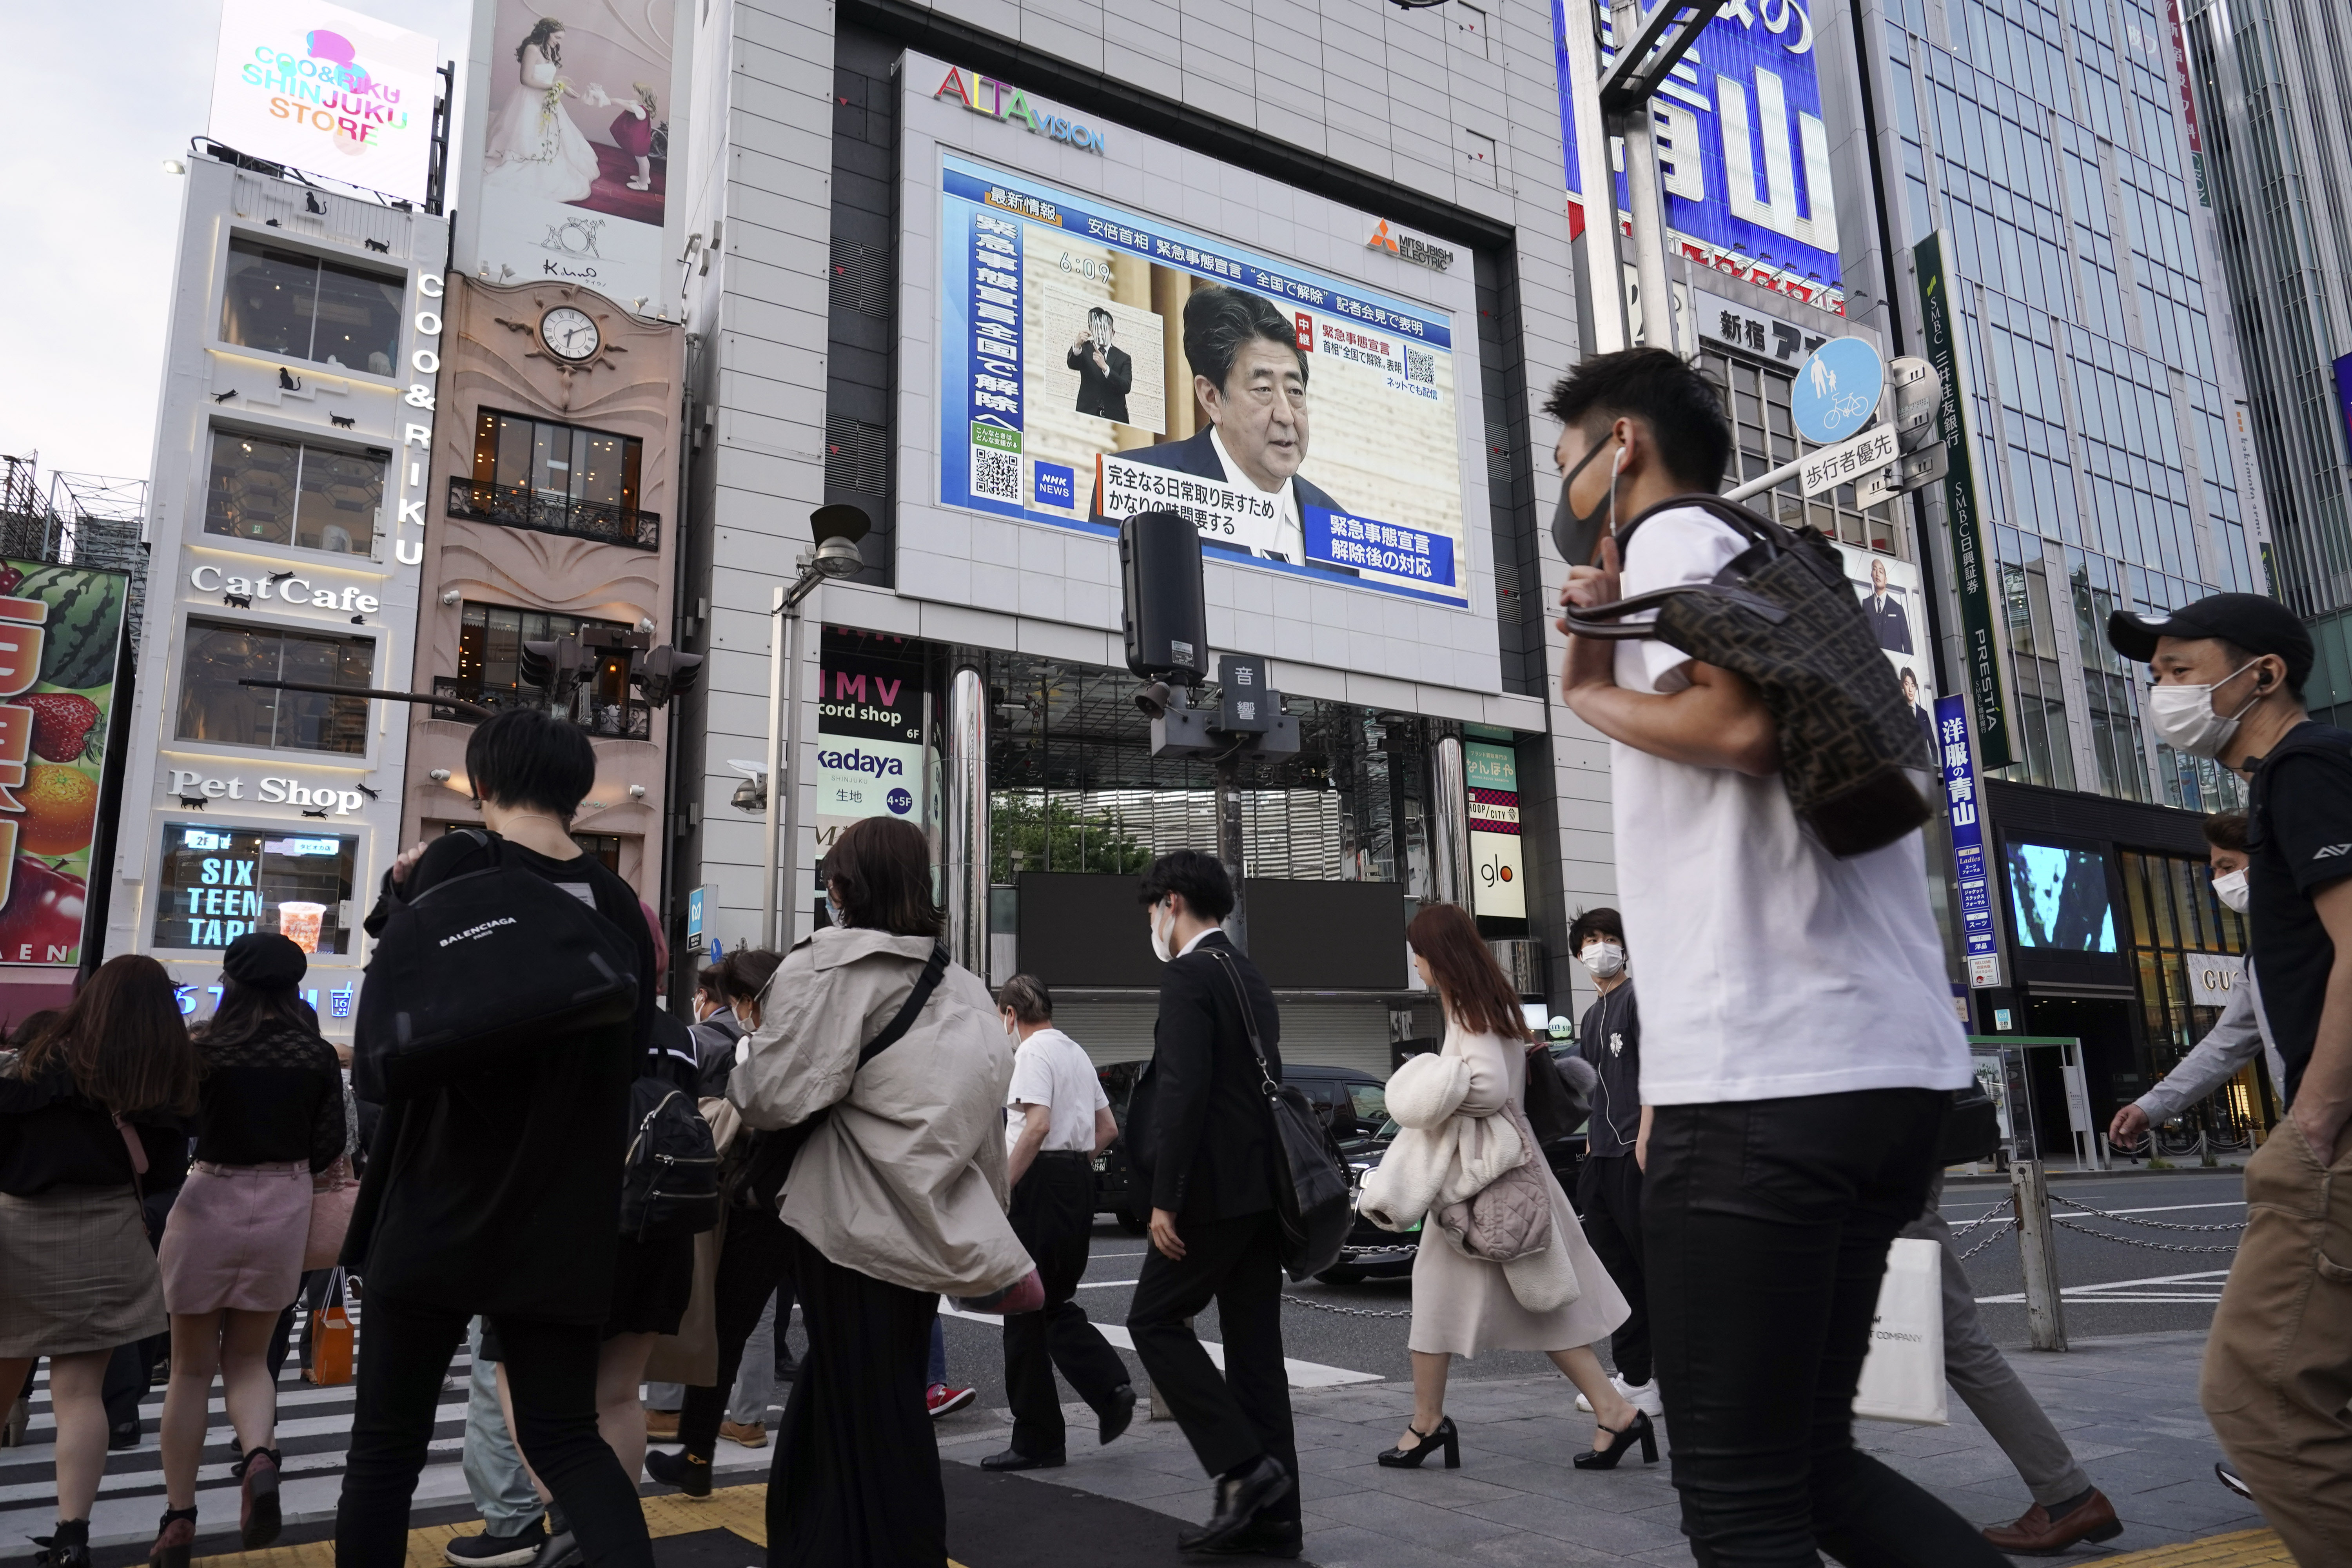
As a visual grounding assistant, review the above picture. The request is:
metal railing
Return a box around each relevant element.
[445,478,661,551]
[430,678,650,739]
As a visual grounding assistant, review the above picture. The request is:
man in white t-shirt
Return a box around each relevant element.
[1551,347,1991,1565]
[981,974,1135,1473]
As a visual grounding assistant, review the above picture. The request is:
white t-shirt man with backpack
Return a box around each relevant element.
[1550,347,1994,1565]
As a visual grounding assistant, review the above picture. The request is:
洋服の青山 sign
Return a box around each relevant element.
[934,67,1105,152]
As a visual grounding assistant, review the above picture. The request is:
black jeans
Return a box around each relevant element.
[677,1204,793,1457]
[1005,1153,1131,1455]
[1645,1090,2007,1568]
[1126,1210,1298,1524]
[333,1294,651,1568]
[1576,1152,1651,1387]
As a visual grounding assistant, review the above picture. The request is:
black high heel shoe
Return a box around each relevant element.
[1573,1408,1658,1470]
[1376,1414,1460,1469]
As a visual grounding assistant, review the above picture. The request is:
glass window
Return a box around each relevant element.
[204,429,383,554]
[455,603,630,697]
[153,822,357,953]
[218,238,402,374]
[459,410,650,548]
[176,619,374,755]
[1345,1082,1389,1124]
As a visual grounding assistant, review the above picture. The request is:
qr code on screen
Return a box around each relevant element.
[972,447,1019,502]
[1406,347,1434,384]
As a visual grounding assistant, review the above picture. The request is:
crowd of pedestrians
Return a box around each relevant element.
[0,345,2342,1568]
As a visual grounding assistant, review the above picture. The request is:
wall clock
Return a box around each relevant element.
[540,306,601,362]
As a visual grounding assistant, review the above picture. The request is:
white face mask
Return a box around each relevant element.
[2212,867,2250,915]
[2146,662,2262,759]
[1579,940,1626,979]
[1149,900,1176,964]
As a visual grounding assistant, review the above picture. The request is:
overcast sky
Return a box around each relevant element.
[0,0,476,494]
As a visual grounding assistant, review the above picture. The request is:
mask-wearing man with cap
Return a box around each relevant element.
[2107,591,2352,1563]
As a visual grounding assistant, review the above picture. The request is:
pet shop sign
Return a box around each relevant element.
[209,0,440,204]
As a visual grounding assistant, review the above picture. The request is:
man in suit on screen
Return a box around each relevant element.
[1068,307,1133,423]
[1866,557,1913,653]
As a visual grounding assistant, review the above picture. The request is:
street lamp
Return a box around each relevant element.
[760,505,870,950]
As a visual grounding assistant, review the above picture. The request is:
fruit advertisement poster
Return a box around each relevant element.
[0,561,129,967]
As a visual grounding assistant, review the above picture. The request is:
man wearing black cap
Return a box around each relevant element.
[2107,592,2352,1565]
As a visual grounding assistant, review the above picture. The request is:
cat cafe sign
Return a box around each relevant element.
[188,562,383,615]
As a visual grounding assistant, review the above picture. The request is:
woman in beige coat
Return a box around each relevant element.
[1379,903,1652,1471]
[729,817,1032,1566]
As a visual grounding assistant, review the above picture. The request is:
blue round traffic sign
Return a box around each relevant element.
[886,787,914,816]
[1791,338,1885,445]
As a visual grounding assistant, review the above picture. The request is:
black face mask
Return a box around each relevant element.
[1550,434,1620,567]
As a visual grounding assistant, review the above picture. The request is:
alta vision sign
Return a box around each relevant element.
[933,67,1105,152]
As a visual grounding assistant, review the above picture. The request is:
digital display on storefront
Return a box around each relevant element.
[1466,739,1525,920]
[2004,839,2118,953]
[935,152,1471,608]
[153,823,358,954]
[815,629,930,840]
[1835,544,1934,746]
[207,0,439,203]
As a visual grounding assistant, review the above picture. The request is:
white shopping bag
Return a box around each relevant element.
[1853,1236,1947,1425]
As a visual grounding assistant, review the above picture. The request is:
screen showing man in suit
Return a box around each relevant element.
[937,150,1470,608]
[1069,307,1132,423]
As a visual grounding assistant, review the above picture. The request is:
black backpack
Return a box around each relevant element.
[354,831,640,1100]
[620,1076,720,1241]
[1561,495,1933,857]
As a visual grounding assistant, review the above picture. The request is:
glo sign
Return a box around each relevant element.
[1553,0,1842,301]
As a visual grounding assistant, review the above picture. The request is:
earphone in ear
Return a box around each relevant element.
[1612,443,1627,477]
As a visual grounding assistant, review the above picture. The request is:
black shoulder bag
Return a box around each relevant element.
[1560,494,1933,857]
[1205,949,1352,1283]
[733,944,949,1212]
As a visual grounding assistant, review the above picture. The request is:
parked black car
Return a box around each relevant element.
[1091,1060,1391,1234]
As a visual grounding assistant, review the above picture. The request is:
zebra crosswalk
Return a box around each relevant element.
[0,1314,775,1554]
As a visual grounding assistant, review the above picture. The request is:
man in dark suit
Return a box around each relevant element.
[1124,851,1299,1557]
[1068,307,1133,423]
[1120,285,1352,576]
[1901,668,1935,754]
[1865,557,1913,653]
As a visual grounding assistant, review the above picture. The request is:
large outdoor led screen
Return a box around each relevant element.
[2005,840,2117,953]
[208,0,439,203]
[936,151,1471,608]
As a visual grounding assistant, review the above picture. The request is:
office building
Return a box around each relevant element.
[1824,0,2273,1136]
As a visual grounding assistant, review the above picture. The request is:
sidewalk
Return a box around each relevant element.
[934,1329,2267,1565]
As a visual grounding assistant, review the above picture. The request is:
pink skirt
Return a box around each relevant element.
[158,1163,312,1314]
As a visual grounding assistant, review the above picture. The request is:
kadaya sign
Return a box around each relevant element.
[0,562,131,966]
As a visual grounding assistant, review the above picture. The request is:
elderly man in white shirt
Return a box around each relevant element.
[982,974,1135,1472]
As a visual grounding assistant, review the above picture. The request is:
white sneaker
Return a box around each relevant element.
[1575,1375,1663,1417]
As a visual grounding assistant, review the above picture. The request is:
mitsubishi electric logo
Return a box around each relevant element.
[1367,220,1454,272]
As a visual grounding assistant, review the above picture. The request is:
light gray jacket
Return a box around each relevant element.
[729,926,1031,1298]
[2132,963,2287,1123]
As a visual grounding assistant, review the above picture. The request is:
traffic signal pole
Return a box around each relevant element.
[1595,0,1728,354]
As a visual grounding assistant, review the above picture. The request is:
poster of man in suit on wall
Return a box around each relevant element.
[1864,557,1912,653]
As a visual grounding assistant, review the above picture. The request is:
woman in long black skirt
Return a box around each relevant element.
[729,818,1032,1565]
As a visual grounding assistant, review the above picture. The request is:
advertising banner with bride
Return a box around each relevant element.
[468,0,686,309]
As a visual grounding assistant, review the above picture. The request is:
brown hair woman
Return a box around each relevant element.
[1377,904,1651,1472]
[0,955,199,1568]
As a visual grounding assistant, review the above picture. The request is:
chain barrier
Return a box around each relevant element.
[1958,1218,2016,1261]
[1947,1197,2013,1234]
[1280,1292,1414,1319]
[2049,1195,2245,1232]
[1338,1243,1422,1257]
[2050,1215,2239,1255]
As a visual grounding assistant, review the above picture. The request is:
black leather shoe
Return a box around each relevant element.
[980,1446,1066,1471]
[1573,1408,1658,1470]
[1175,1456,1294,1552]
[644,1448,712,1499]
[1098,1384,1137,1446]
[1186,1516,1303,1557]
